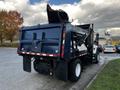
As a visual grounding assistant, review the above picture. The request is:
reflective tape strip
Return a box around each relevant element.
[42,54,47,56]
[20,52,60,57]
[49,54,54,57]
[22,52,25,54]
[31,53,35,55]
[26,52,30,54]
[36,53,41,55]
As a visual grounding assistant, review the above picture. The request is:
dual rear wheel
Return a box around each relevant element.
[33,59,82,82]
[94,53,100,64]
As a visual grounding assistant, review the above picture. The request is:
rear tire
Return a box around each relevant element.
[33,60,39,73]
[69,59,82,82]
[33,60,50,75]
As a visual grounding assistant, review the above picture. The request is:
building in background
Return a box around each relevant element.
[99,37,106,46]
[104,31,112,45]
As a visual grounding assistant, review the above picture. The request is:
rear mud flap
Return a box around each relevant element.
[23,56,31,72]
[55,61,68,81]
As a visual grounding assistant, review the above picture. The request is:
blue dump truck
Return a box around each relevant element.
[17,4,99,82]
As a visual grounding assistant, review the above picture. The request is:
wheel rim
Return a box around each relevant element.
[75,63,81,77]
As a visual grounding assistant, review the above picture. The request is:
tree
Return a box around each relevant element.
[0,10,23,44]
[4,11,23,43]
[0,10,7,44]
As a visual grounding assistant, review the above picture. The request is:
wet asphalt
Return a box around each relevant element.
[0,48,120,90]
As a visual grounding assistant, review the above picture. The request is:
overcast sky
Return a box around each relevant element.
[0,0,120,36]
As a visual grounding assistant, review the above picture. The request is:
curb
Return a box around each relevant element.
[84,61,108,90]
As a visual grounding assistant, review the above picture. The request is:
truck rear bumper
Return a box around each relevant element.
[18,51,60,57]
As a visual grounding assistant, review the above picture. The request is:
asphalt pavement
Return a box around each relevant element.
[0,48,120,90]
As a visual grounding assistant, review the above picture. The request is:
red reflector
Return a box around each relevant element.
[113,48,116,51]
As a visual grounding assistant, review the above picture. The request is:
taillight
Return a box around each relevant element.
[61,45,64,58]
[63,32,66,39]
[61,32,66,58]
[113,48,116,51]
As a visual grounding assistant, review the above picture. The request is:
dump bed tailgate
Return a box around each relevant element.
[18,24,63,57]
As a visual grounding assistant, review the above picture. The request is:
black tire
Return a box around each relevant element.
[33,60,50,75]
[69,59,82,82]
[33,60,39,73]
